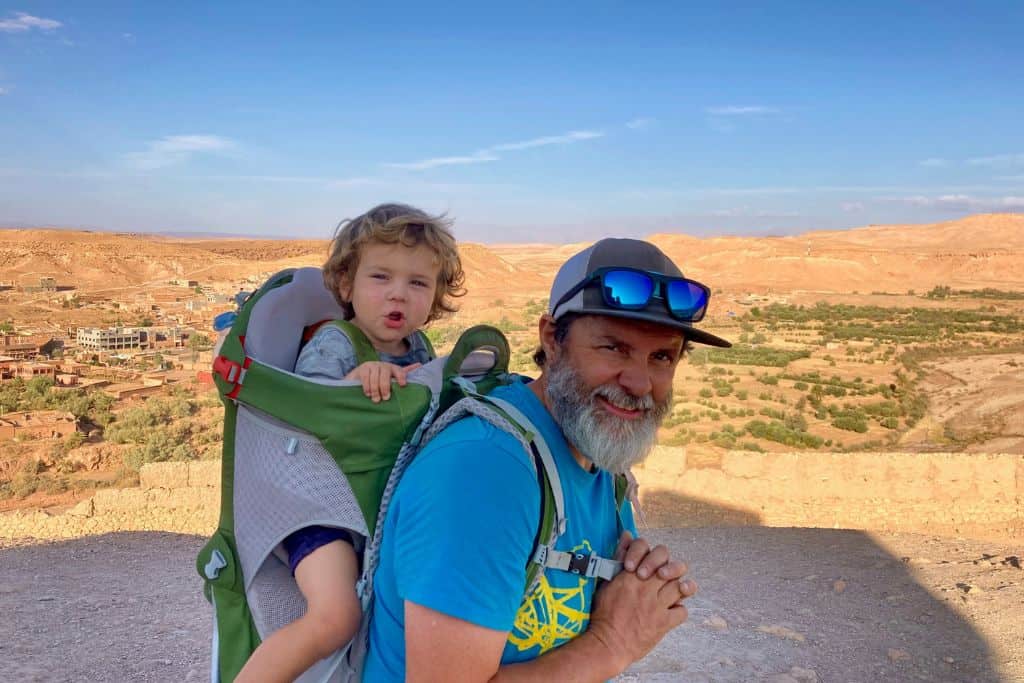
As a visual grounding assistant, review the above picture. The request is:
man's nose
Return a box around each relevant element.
[618,359,653,398]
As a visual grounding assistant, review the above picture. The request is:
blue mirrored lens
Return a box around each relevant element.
[666,280,708,320]
[602,270,654,309]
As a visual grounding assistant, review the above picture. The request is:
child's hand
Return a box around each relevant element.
[345,362,422,402]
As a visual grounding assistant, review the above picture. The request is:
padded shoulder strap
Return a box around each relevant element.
[434,387,623,599]
[326,320,379,365]
[415,329,436,359]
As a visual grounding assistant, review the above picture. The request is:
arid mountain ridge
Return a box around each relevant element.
[2,213,1022,297]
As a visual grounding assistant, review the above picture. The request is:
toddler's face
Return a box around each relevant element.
[340,242,440,355]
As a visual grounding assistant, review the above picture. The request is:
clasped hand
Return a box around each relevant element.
[588,532,697,673]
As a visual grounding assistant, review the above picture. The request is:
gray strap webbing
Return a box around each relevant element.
[480,394,567,539]
[445,383,624,589]
[533,545,622,581]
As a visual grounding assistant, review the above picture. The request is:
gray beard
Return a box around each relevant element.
[545,354,671,474]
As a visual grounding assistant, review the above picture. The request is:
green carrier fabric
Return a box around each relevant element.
[196,267,629,683]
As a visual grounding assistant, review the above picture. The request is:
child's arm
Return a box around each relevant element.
[235,540,361,683]
[346,361,422,402]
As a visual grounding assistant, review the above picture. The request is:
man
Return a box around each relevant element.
[364,238,731,681]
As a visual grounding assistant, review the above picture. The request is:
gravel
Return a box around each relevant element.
[2,527,1020,682]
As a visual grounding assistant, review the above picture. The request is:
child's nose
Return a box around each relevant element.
[388,283,408,301]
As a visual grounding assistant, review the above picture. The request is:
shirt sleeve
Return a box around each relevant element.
[390,427,541,632]
[293,325,359,380]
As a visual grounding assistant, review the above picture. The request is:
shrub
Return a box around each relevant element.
[832,415,869,433]
[745,419,823,449]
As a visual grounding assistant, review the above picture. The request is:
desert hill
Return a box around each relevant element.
[647,213,1024,294]
[2,213,1023,298]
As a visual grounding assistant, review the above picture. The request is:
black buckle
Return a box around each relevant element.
[568,552,591,575]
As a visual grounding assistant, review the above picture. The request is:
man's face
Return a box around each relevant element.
[542,315,684,472]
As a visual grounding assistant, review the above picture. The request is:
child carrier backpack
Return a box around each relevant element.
[196,267,629,683]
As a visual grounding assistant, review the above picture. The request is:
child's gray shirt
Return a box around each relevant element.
[294,324,432,379]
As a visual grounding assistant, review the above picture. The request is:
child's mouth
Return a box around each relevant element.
[384,311,405,329]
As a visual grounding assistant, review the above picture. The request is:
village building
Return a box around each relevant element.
[0,410,78,440]
[16,362,57,380]
[0,333,54,359]
[76,327,142,352]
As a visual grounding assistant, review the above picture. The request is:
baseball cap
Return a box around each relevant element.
[548,238,732,348]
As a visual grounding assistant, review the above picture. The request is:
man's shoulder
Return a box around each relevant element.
[409,398,538,483]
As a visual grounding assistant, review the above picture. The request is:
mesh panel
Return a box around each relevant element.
[233,405,368,643]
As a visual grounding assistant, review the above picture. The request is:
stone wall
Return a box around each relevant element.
[636,448,1024,541]
[2,449,1022,542]
[0,461,220,541]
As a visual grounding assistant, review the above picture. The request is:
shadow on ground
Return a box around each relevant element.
[1,520,1015,682]
[629,489,1011,682]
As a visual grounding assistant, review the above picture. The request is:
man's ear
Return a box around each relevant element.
[538,314,559,359]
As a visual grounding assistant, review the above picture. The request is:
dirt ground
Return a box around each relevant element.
[1,527,1020,682]
[900,354,1024,454]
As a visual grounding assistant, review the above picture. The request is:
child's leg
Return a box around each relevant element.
[235,539,361,683]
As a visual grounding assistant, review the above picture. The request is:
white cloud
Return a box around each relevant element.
[384,151,499,171]
[124,134,235,170]
[625,117,654,130]
[967,153,1024,167]
[841,202,865,212]
[919,158,950,167]
[0,87,8,95]
[489,130,603,152]
[0,12,62,32]
[884,194,1024,211]
[385,128,605,171]
[706,105,779,116]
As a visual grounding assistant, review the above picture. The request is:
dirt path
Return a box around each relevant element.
[1,528,1020,682]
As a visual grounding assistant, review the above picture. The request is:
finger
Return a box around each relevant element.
[656,560,688,582]
[360,373,375,399]
[635,544,669,580]
[370,365,383,402]
[613,530,633,562]
[623,537,650,572]
[667,603,689,626]
[378,366,391,401]
[657,576,698,608]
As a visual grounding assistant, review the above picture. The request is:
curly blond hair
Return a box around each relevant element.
[322,203,466,323]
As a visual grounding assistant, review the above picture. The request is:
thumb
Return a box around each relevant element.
[395,363,422,386]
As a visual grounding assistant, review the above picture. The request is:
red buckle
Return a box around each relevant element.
[213,355,242,383]
[213,355,252,399]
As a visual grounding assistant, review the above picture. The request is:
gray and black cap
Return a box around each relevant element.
[548,238,732,348]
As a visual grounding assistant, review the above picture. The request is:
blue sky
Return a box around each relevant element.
[1,2,1022,242]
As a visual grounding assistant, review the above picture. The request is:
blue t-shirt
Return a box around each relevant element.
[363,379,637,681]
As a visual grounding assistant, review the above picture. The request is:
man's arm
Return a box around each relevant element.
[405,539,696,683]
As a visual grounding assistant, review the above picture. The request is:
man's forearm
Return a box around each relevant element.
[489,630,628,683]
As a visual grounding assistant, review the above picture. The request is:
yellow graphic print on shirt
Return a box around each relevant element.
[508,540,595,655]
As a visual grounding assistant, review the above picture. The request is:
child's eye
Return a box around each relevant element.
[370,273,388,280]
[411,279,429,288]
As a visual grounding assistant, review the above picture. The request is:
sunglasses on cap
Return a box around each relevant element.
[552,266,711,323]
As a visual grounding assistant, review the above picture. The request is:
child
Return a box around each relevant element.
[236,203,465,683]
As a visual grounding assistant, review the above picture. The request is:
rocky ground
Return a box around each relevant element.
[0,527,1020,682]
